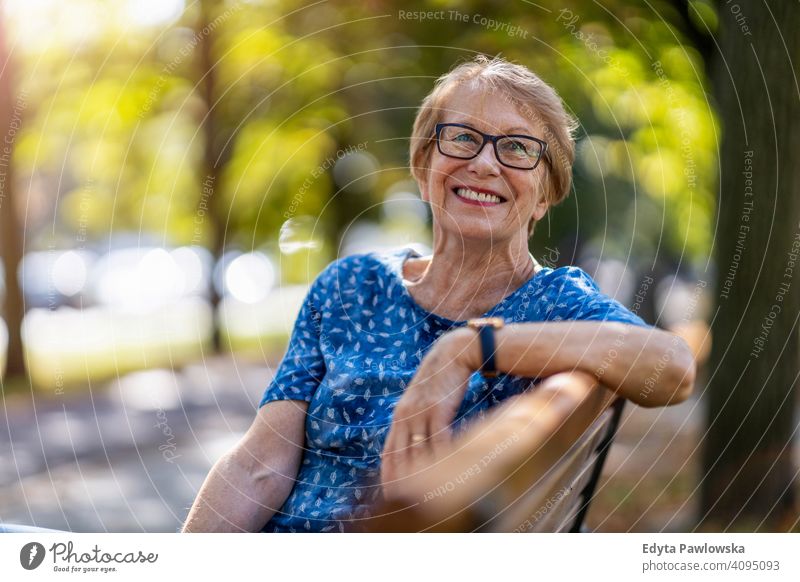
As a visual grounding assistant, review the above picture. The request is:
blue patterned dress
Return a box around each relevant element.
[260,247,646,532]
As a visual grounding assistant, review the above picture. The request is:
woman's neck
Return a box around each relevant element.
[403,234,537,321]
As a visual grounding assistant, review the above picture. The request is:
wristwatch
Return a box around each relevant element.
[466,317,505,378]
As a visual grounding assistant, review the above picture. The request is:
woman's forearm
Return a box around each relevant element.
[449,321,696,407]
[182,400,308,532]
[181,447,295,532]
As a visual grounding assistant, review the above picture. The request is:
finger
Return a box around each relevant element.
[427,412,453,459]
[384,417,420,483]
[406,415,430,452]
[387,414,417,474]
[381,429,398,485]
[387,427,423,500]
[408,418,439,469]
[385,422,409,465]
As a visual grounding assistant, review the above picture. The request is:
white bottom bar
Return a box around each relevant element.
[1,533,797,581]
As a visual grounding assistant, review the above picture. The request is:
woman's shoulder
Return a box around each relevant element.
[535,264,600,294]
[531,264,647,326]
[310,247,409,291]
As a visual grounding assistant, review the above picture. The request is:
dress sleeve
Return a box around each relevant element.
[548,267,649,327]
[259,276,328,407]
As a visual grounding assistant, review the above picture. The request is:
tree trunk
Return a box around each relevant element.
[197,0,227,351]
[0,10,26,378]
[702,0,800,530]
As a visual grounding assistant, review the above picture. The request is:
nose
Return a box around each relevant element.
[467,142,501,177]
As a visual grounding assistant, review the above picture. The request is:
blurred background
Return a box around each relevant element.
[0,0,797,532]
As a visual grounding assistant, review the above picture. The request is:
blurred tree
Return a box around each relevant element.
[7,0,719,274]
[0,7,25,377]
[702,0,800,529]
[196,0,228,349]
[4,0,720,369]
[197,0,224,260]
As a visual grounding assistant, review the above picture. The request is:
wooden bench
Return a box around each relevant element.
[365,371,624,532]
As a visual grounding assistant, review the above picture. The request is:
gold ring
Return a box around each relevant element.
[410,434,427,444]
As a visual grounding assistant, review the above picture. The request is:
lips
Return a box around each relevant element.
[452,186,507,206]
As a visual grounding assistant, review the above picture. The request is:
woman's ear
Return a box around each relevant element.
[415,172,430,203]
[527,195,549,238]
[532,195,549,221]
[531,172,551,221]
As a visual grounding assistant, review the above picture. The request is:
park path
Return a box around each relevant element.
[0,356,719,532]
[0,355,266,532]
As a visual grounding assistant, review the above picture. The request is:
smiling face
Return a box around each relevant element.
[418,82,550,243]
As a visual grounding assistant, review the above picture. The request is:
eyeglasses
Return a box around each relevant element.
[434,123,548,170]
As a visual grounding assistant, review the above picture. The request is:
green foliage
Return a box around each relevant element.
[9,0,718,272]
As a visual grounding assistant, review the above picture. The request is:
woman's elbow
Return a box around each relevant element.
[648,337,697,407]
[674,332,698,393]
[671,347,697,404]
[228,441,286,487]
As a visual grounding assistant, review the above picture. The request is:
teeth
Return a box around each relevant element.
[456,188,502,204]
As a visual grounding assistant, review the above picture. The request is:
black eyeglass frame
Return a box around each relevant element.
[433,122,549,170]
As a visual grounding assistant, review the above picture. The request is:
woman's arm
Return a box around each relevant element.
[382,321,695,493]
[182,400,307,532]
[454,321,696,407]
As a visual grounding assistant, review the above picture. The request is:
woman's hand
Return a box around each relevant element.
[380,330,476,500]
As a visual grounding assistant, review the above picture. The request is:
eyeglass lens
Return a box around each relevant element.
[437,125,543,169]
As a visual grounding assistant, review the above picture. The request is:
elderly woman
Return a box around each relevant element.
[182,56,695,533]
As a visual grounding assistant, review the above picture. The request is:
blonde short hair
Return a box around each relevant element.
[409,56,578,235]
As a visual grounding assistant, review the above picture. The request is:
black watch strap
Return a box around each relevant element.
[477,325,498,378]
[467,317,504,378]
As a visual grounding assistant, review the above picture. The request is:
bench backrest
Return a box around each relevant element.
[498,396,624,533]
[367,373,623,532]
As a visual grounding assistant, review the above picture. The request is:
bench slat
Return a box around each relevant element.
[490,408,614,532]
[366,372,621,532]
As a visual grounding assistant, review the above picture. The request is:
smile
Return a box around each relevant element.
[453,187,506,206]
